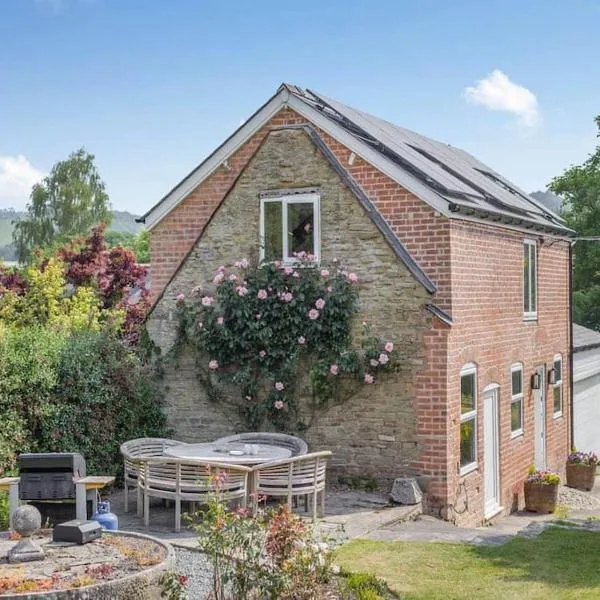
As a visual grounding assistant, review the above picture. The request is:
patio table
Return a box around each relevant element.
[164,442,291,465]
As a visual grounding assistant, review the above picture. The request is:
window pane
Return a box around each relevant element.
[554,359,562,381]
[263,201,283,261]
[554,386,562,414]
[287,202,315,257]
[511,369,522,396]
[530,246,537,312]
[523,244,530,313]
[460,419,476,467]
[511,399,522,432]
[461,373,475,414]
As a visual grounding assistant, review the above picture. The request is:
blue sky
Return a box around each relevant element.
[1,0,599,215]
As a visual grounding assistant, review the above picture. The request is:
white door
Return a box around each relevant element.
[484,386,501,518]
[534,365,546,470]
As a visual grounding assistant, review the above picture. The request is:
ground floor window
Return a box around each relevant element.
[510,363,524,436]
[460,363,477,473]
[553,354,563,416]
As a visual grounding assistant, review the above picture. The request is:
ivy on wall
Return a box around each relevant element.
[174,254,398,432]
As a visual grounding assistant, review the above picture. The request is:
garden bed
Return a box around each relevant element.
[0,531,173,598]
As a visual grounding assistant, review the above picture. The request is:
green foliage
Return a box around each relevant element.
[341,570,391,600]
[337,476,379,492]
[175,258,398,431]
[192,474,335,600]
[550,115,600,329]
[160,571,188,600]
[105,229,150,263]
[0,326,168,482]
[13,148,111,263]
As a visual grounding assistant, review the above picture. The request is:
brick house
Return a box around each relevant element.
[141,84,573,526]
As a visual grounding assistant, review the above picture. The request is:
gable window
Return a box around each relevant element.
[523,240,537,319]
[259,192,320,263]
[553,354,563,417]
[460,364,477,474]
[510,363,524,437]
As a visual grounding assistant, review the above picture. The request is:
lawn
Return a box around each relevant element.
[335,526,600,599]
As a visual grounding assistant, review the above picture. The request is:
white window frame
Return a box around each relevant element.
[553,354,563,418]
[460,363,478,475]
[259,192,321,264]
[510,363,524,438]
[523,239,538,320]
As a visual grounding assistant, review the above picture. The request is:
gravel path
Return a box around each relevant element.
[558,485,600,510]
[175,547,213,600]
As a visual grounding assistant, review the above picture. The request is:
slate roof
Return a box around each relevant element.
[573,323,600,353]
[286,85,573,236]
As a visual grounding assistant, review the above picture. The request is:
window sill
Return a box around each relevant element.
[460,463,478,477]
[510,430,524,440]
[553,411,563,420]
[523,314,538,322]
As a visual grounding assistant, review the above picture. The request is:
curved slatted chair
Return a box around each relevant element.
[215,432,308,457]
[119,437,186,513]
[138,458,251,532]
[251,451,331,523]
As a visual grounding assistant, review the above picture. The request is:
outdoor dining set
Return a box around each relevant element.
[119,432,331,532]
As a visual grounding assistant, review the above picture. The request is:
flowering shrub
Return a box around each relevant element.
[567,450,599,466]
[526,467,561,486]
[192,469,336,600]
[175,257,398,431]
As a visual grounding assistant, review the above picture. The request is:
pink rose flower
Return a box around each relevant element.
[228,274,238,282]
[255,313,262,319]
[320,269,330,278]
[292,271,300,278]
[327,286,333,293]
[274,261,281,268]
[364,374,374,384]
[213,273,224,284]
[370,359,379,367]
[308,309,320,320]
[379,353,389,365]
[282,292,293,302]
[330,364,339,375]
[259,350,266,358]
[217,265,226,272]
[275,381,284,391]
[347,272,359,283]
[384,342,394,353]
[257,289,268,300]
[217,317,224,325]
[201,296,214,306]
[284,266,294,275]
[306,253,316,262]
[315,298,326,310]
[191,285,202,296]
[298,336,306,345]
[208,360,219,370]
[176,293,185,303]
[240,258,249,269]
[274,400,284,410]
[236,286,248,296]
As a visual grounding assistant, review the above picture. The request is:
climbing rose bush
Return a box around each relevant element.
[175,256,398,431]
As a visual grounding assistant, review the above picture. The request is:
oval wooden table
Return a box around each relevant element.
[164,442,291,465]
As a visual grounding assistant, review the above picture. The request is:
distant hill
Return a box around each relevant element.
[530,190,563,214]
[0,209,143,261]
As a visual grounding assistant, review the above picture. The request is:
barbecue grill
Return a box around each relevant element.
[18,452,89,524]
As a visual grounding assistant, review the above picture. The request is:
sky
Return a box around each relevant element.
[1,0,599,215]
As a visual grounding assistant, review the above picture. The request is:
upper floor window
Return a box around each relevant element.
[523,240,537,319]
[460,363,477,474]
[510,363,524,436]
[259,193,320,263]
[553,354,563,417]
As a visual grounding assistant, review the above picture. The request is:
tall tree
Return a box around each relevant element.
[13,148,111,263]
[550,115,600,329]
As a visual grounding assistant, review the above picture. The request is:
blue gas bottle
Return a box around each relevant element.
[91,501,119,530]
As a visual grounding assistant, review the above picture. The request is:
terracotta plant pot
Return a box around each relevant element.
[566,463,596,491]
[524,481,559,513]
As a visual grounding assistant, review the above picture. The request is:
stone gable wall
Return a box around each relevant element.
[146,127,433,480]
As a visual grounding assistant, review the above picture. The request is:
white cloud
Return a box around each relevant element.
[464,70,541,127]
[0,156,44,209]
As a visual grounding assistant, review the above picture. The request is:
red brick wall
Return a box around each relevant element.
[445,221,570,526]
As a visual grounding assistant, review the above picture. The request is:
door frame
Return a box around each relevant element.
[534,365,547,470]
[483,384,501,518]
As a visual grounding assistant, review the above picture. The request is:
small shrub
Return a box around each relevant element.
[342,570,392,600]
[160,571,188,600]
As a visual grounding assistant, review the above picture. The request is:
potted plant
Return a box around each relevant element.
[524,467,560,513]
[566,450,598,491]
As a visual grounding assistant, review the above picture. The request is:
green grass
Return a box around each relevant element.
[336,527,600,599]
